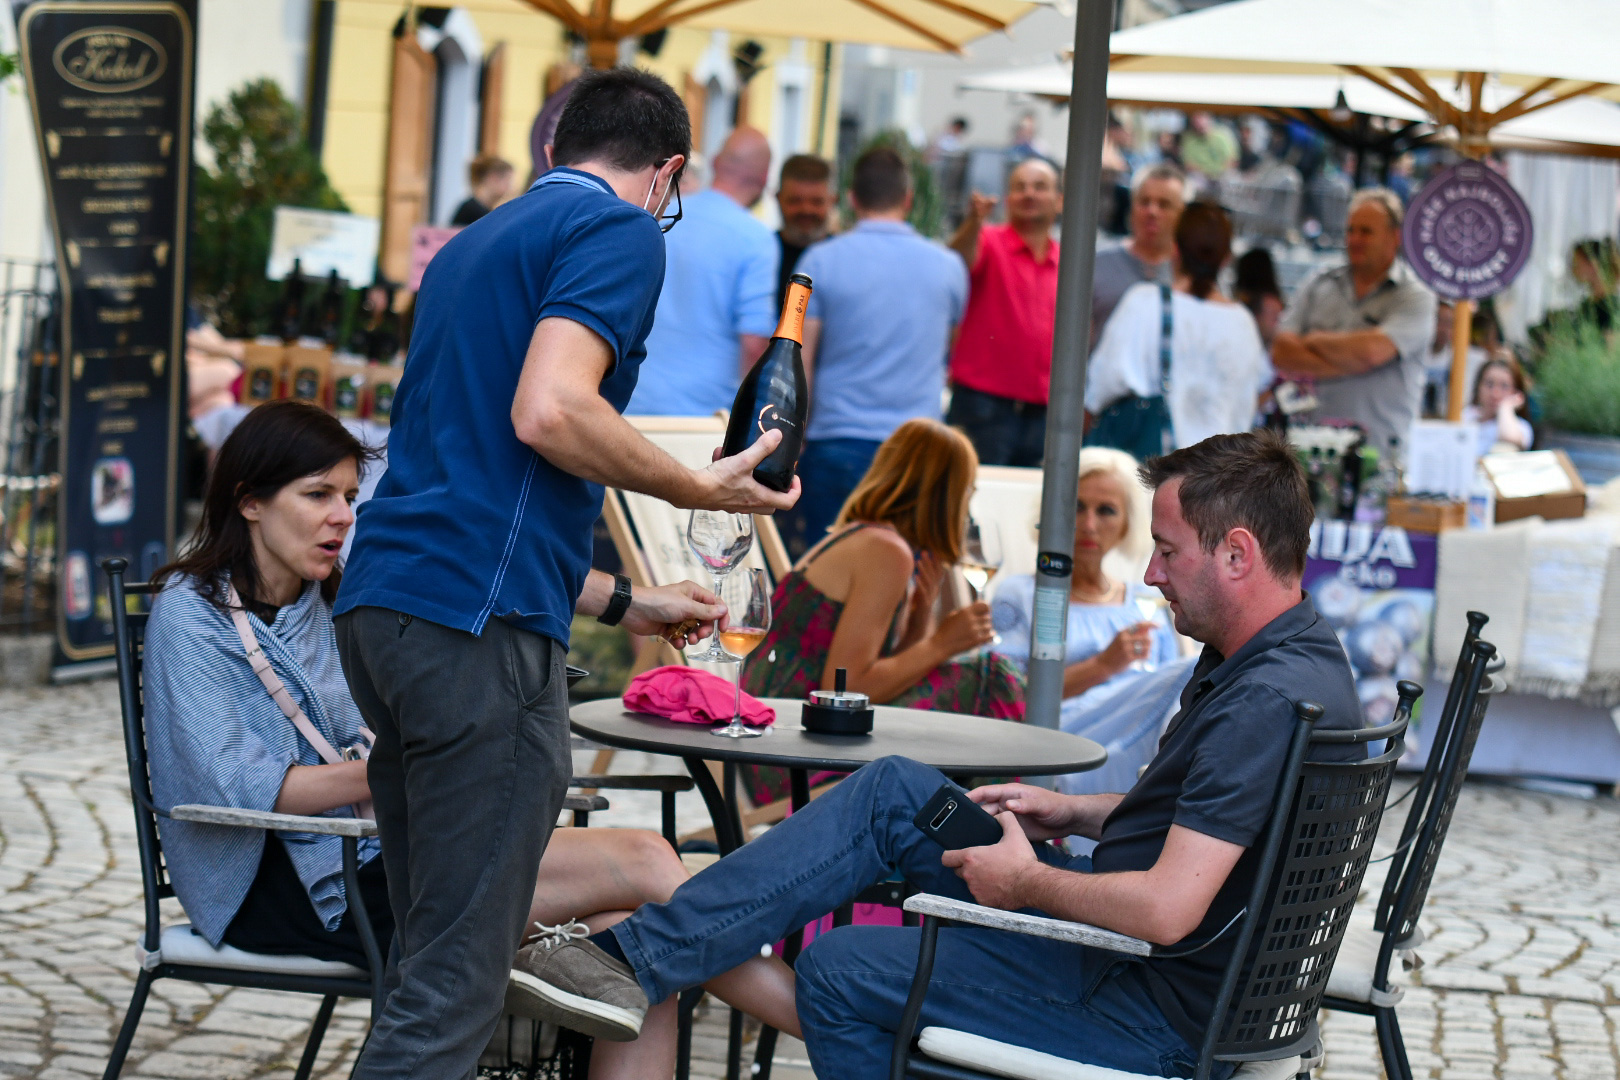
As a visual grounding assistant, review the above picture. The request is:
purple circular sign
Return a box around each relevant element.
[1402,161,1533,301]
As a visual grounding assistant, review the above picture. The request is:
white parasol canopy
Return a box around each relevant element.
[956,67,1620,158]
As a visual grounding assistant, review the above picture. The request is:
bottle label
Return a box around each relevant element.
[774,280,811,344]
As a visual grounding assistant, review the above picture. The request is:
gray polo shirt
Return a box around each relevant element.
[1278,260,1437,452]
[1091,243,1164,349]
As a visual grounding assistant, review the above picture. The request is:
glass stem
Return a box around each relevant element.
[733,660,744,723]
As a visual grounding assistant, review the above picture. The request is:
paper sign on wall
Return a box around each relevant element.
[267,207,380,286]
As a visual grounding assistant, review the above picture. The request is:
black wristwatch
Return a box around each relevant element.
[597,573,633,626]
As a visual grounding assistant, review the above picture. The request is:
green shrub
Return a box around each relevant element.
[1534,317,1620,438]
[191,79,347,337]
[0,53,18,81]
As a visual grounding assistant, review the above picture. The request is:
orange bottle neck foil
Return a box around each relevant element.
[773,280,812,345]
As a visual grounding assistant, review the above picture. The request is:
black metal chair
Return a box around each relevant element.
[1321,630,1501,1080]
[101,558,385,1080]
[889,687,1417,1080]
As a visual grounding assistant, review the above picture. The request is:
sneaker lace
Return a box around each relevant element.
[530,919,591,952]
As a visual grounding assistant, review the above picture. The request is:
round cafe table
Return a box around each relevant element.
[569,696,1107,854]
[570,697,1106,1080]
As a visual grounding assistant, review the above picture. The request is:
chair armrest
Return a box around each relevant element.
[571,775,694,792]
[563,793,610,813]
[171,804,378,838]
[902,894,1153,957]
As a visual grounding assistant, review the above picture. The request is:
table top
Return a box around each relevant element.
[570,697,1107,776]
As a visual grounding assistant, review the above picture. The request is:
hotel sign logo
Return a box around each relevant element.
[52,26,167,93]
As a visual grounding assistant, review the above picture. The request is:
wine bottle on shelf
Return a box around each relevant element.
[317,270,345,346]
[721,272,810,493]
[278,258,306,342]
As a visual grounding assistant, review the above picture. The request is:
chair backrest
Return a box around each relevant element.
[1373,614,1492,937]
[103,557,168,954]
[1200,684,1416,1074]
[1378,640,1499,944]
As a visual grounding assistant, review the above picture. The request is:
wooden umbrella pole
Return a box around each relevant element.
[1448,297,1472,421]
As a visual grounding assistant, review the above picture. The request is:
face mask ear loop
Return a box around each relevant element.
[643,161,669,215]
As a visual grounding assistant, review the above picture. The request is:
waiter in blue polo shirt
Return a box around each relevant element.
[335,68,797,1079]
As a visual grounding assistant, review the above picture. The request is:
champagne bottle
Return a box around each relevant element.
[722,273,810,492]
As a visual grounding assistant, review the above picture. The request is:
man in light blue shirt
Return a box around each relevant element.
[787,146,968,553]
[629,127,779,415]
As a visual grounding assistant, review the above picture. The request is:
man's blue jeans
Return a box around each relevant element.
[610,756,1207,1078]
[782,437,881,557]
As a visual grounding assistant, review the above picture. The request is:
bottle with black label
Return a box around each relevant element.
[722,273,810,492]
[317,269,345,346]
[278,258,306,342]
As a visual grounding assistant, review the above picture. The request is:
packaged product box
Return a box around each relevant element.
[284,341,332,404]
[239,339,285,405]
[368,362,404,425]
[330,354,369,418]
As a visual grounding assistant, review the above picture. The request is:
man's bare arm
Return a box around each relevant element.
[511,316,797,513]
[948,192,996,267]
[970,783,1123,842]
[943,818,1245,946]
[738,333,769,381]
[1272,329,1397,377]
[801,317,822,390]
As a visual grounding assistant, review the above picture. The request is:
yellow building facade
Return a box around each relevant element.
[313,0,840,281]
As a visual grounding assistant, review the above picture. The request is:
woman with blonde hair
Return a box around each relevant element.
[740,418,1023,803]
[992,446,1195,800]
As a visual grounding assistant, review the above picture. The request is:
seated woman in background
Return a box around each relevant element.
[1464,354,1534,458]
[993,447,1195,801]
[1086,201,1272,449]
[741,418,1023,803]
[144,401,795,1079]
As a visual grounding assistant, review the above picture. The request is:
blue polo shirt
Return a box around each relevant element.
[336,168,665,645]
[795,220,967,442]
[627,188,778,416]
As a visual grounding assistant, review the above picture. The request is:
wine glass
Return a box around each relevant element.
[1130,590,1168,672]
[686,510,754,661]
[961,518,1004,647]
[712,568,772,739]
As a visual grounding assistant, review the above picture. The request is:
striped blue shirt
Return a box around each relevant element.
[143,576,379,946]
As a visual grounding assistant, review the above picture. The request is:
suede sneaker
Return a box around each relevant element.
[506,921,647,1041]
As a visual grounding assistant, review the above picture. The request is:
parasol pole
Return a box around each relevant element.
[1025,0,1112,731]
[1447,81,1489,421]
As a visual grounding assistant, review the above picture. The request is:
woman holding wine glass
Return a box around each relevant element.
[992,447,1195,800]
[737,418,1023,804]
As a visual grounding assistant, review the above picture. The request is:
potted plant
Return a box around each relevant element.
[1532,316,1620,484]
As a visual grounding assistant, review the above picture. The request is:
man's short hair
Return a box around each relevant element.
[1131,161,1188,200]
[1349,186,1404,230]
[468,153,513,186]
[1139,431,1312,579]
[779,154,832,187]
[850,146,910,211]
[550,67,691,174]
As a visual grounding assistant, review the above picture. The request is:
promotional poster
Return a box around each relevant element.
[1305,520,1440,728]
[16,0,195,663]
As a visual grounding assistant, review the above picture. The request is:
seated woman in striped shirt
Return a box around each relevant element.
[143,401,794,1078]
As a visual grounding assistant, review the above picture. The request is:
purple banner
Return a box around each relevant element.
[1403,161,1533,301]
[1305,522,1438,726]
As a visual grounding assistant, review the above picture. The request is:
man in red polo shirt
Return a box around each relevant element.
[945,158,1062,466]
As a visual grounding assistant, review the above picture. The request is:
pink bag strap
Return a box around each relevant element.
[226,584,364,766]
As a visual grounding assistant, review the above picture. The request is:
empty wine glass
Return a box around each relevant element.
[687,510,753,661]
[1130,590,1168,672]
[962,518,1004,647]
[712,568,772,739]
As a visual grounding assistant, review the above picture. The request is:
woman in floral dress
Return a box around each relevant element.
[740,419,1023,804]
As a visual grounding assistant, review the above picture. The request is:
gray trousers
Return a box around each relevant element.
[336,606,572,1080]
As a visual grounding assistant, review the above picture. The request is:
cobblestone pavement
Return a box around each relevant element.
[1,680,1616,1080]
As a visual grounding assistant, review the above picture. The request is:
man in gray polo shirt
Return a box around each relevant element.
[1272,188,1437,452]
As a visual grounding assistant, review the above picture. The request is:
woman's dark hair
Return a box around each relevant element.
[550,67,691,174]
[1174,201,1233,300]
[1234,247,1279,300]
[156,401,378,612]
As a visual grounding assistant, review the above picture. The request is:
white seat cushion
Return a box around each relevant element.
[143,924,367,979]
[1325,926,1415,1007]
[916,1028,1300,1080]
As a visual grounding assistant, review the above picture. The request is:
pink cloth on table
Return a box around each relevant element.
[623,666,776,727]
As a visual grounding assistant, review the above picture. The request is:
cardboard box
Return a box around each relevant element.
[1386,495,1468,534]
[1484,449,1587,523]
[284,343,332,404]
[239,341,284,404]
[367,362,403,424]
[330,355,368,418]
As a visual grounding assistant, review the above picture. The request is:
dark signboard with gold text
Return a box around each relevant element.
[15,0,194,662]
